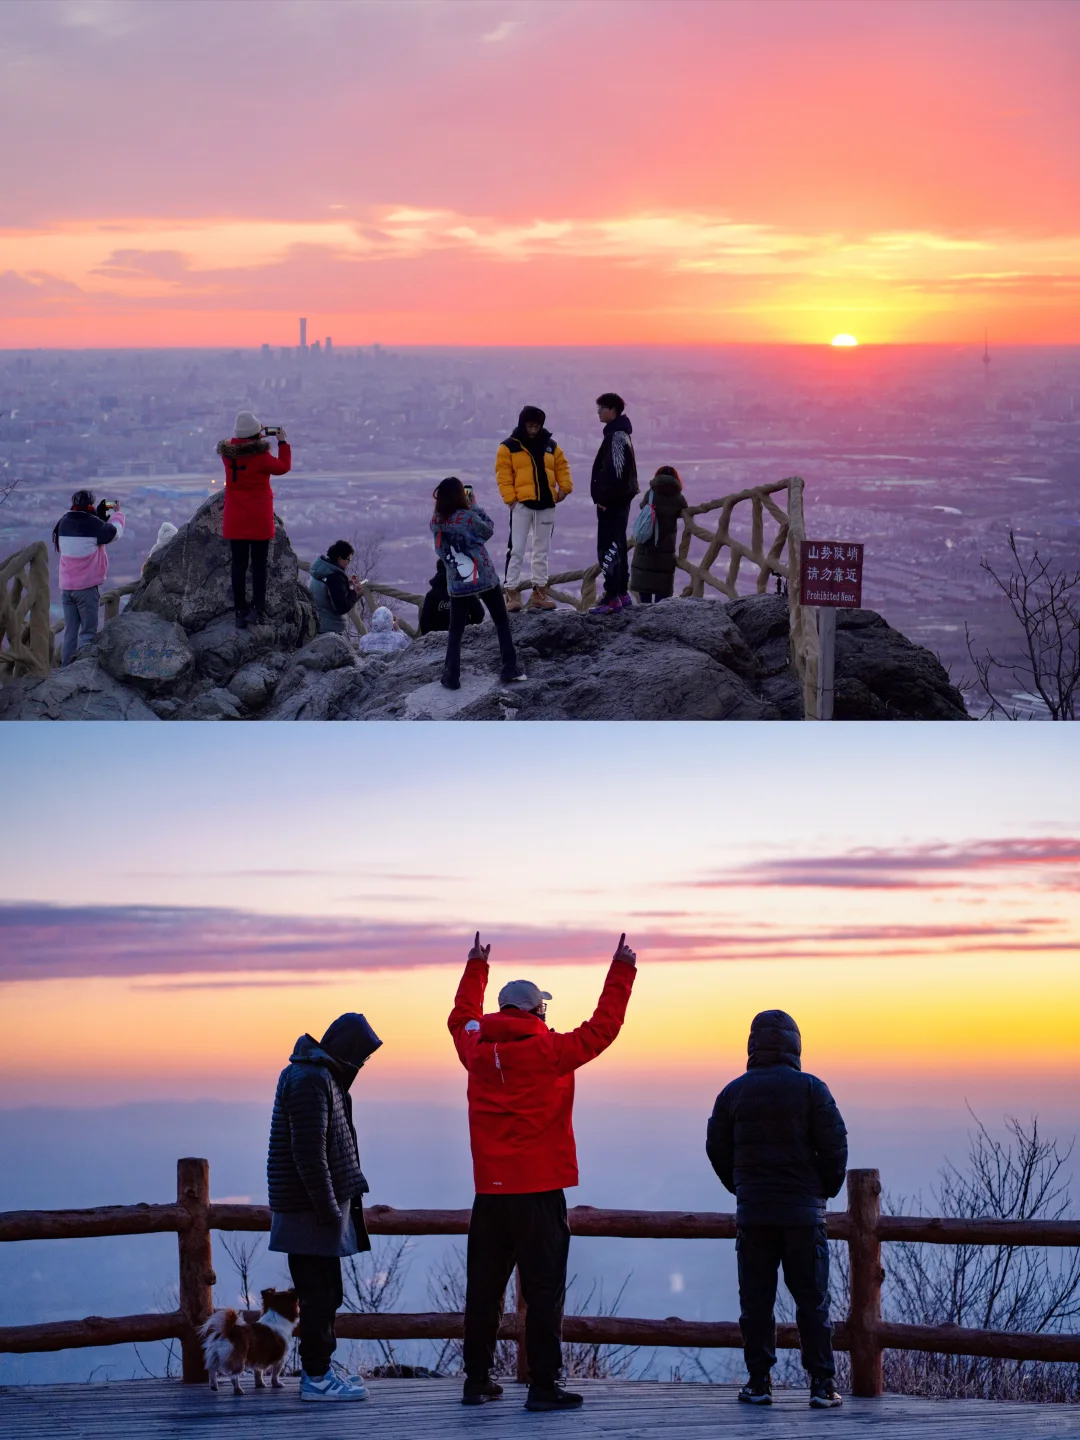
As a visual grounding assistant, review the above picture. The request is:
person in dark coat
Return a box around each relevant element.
[309,539,361,635]
[267,1014,382,1402]
[630,465,689,603]
[418,559,484,635]
[588,392,639,614]
[706,1010,848,1410]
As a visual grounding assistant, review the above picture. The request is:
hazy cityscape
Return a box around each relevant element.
[2,340,1077,713]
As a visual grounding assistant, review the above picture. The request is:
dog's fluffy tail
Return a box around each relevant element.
[199,1308,243,1343]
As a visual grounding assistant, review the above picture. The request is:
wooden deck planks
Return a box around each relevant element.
[2,1378,1080,1440]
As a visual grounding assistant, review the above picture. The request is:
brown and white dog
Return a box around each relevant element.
[199,1287,299,1394]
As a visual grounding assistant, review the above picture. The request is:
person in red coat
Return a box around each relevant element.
[448,931,637,1412]
[216,409,292,629]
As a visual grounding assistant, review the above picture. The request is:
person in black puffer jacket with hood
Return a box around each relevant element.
[630,465,689,603]
[267,1014,382,1401]
[588,392,639,614]
[706,1010,848,1410]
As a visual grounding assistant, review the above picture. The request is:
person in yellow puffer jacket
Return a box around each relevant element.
[495,406,573,612]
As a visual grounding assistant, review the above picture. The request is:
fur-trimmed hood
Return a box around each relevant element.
[217,437,270,460]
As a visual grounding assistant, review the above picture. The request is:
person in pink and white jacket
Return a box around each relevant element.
[51,489,126,665]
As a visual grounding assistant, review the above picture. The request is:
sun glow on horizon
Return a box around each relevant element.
[831,333,859,347]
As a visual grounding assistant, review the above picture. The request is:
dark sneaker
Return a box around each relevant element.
[440,672,461,690]
[499,665,527,683]
[809,1379,842,1408]
[462,1378,504,1405]
[617,593,633,609]
[234,608,249,631]
[588,595,621,616]
[524,1385,584,1412]
[738,1376,772,1405]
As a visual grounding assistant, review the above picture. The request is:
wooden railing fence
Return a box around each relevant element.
[2,1162,1078,1395]
[0,477,820,708]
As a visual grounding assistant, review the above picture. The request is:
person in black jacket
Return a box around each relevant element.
[588,392,639,615]
[630,466,689,603]
[418,559,484,635]
[706,1010,848,1410]
[267,1014,382,1402]
[309,540,361,635]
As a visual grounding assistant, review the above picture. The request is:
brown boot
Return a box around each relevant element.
[527,585,557,611]
[505,589,522,613]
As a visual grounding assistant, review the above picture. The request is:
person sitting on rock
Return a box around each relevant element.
[357,606,411,655]
[52,489,126,666]
[143,521,178,574]
[706,1010,848,1411]
[495,405,573,614]
[217,410,291,631]
[430,478,525,691]
[631,466,688,604]
[418,559,484,635]
[309,540,361,635]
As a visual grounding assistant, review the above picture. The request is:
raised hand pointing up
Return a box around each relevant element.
[469,931,492,962]
[614,933,637,967]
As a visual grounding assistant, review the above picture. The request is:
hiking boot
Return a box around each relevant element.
[441,670,461,691]
[505,589,523,613]
[524,1384,584,1412]
[499,665,527,683]
[299,1370,369,1402]
[234,608,249,631]
[737,1376,772,1405]
[616,593,633,609]
[462,1377,504,1405]
[528,586,557,611]
[809,1378,842,1408]
[588,594,621,616]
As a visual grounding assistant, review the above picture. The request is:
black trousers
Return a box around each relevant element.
[287,1253,343,1378]
[737,1224,834,1380]
[596,503,631,598]
[463,1190,570,1389]
[230,538,270,613]
[443,585,517,683]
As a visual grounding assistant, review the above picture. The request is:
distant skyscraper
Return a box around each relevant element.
[982,330,991,380]
[299,317,308,351]
[325,336,333,353]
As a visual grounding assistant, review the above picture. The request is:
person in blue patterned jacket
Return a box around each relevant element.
[430,477,525,690]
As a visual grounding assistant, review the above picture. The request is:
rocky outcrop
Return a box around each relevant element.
[0,499,968,721]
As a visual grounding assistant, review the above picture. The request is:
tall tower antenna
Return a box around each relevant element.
[982,329,991,379]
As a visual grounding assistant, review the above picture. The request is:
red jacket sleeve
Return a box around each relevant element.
[265,441,292,477]
[448,958,488,1066]
[551,960,635,1075]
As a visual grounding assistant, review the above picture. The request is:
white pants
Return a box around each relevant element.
[504,505,556,589]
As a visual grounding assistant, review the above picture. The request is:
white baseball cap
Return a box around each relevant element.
[498,979,552,1011]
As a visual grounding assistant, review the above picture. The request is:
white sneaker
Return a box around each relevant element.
[299,1370,369,1401]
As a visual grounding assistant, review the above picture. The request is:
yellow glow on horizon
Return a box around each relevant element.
[831,333,859,347]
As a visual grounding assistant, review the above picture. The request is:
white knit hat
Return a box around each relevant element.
[234,410,261,439]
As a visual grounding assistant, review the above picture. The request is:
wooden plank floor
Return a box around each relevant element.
[3,1378,1080,1440]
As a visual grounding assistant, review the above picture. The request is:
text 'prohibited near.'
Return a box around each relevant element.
[800,541,864,608]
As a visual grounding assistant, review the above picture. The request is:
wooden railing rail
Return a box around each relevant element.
[3,1164,1079,1392]
[0,540,52,682]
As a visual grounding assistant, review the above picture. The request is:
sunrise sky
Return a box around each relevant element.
[2,0,1078,348]
[2,724,1077,1111]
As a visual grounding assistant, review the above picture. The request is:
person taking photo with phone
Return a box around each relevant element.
[52,489,126,665]
[217,410,291,630]
[448,931,638,1412]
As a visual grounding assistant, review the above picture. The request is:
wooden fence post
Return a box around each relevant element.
[514,1268,529,1383]
[846,1168,883,1397]
[177,1158,215,1383]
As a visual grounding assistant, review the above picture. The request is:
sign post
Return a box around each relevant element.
[799,541,865,720]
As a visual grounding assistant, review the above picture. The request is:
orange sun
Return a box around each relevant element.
[831,334,859,347]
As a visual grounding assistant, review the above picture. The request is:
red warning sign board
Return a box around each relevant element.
[799,541,864,607]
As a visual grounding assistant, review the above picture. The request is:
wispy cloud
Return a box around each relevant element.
[0,903,1073,984]
[687,838,1080,891]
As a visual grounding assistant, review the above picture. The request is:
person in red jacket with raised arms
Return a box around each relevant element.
[448,930,638,1413]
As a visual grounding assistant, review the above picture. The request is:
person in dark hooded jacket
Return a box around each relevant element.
[267,1013,382,1402]
[589,392,639,614]
[630,465,689,602]
[706,1010,847,1410]
[309,540,361,635]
